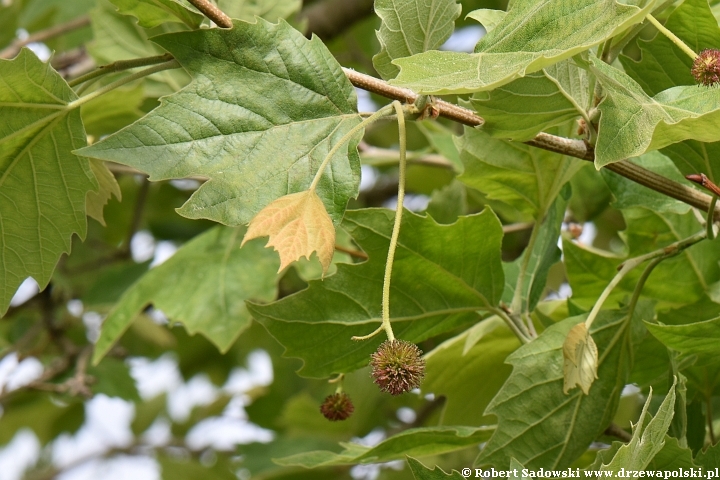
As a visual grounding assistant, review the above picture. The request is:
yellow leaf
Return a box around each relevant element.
[242,190,335,274]
[562,322,598,395]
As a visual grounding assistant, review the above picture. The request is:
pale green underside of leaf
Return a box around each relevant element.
[457,126,581,218]
[476,311,630,469]
[274,426,494,467]
[619,0,720,96]
[217,0,301,23]
[423,317,520,426]
[407,456,467,480]
[471,60,588,141]
[85,159,122,227]
[391,0,657,94]
[109,0,204,28]
[88,0,190,98]
[645,316,720,357]
[0,49,98,316]
[600,385,675,473]
[248,208,504,378]
[592,57,720,167]
[80,19,361,227]
[92,226,279,364]
[465,9,506,34]
[372,0,462,80]
[564,206,720,310]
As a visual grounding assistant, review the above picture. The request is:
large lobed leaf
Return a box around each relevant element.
[592,57,720,167]
[372,0,462,80]
[476,310,630,469]
[80,19,362,226]
[423,317,520,426]
[645,316,720,357]
[274,426,494,467]
[456,126,581,219]
[248,208,505,378]
[0,49,98,315]
[391,0,657,94]
[92,226,279,364]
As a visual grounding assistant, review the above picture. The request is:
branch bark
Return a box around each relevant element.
[0,15,90,59]
[185,0,232,27]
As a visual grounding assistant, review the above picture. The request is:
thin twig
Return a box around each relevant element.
[334,244,368,259]
[68,53,173,87]
[604,422,632,442]
[185,0,232,27]
[0,15,91,59]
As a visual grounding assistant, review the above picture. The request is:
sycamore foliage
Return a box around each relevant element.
[3,0,720,478]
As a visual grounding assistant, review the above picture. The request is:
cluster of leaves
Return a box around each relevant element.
[2,0,720,478]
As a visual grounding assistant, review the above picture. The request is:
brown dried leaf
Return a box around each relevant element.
[242,190,335,274]
[562,322,598,395]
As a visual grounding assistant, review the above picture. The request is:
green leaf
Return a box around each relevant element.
[423,317,520,426]
[591,57,720,168]
[248,208,504,378]
[645,316,720,357]
[648,437,696,470]
[217,0,302,22]
[372,0,462,80]
[471,60,588,141]
[274,426,494,467]
[662,140,720,186]
[426,179,467,224]
[465,9,506,34]
[79,19,362,226]
[476,310,630,469]
[109,0,205,28]
[0,49,98,316]
[92,226,279,364]
[407,456,466,480]
[0,3,19,50]
[456,126,581,219]
[695,441,720,468]
[391,0,657,94]
[600,383,676,473]
[416,121,463,173]
[619,0,720,96]
[88,358,141,401]
[88,0,190,98]
[85,159,122,227]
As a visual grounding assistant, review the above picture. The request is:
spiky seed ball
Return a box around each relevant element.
[320,392,354,421]
[370,339,425,395]
[692,49,720,86]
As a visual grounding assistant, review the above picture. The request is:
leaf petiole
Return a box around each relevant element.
[68,53,175,88]
[67,59,180,110]
[645,14,697,61]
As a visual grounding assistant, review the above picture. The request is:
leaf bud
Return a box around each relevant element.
[320,392,354,421]
[691,49,720,86]
[370,339,425,395]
